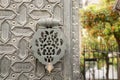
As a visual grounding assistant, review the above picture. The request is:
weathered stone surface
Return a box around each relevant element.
[12,27,33,36]
[0,44,16,54]
[0,0,10,8]
[29,10,51,19]
[0,57,11,77]
[12,62,33,72]
[18,39,28,59]
[0,10,16,19]
[1,21,11,43]
[0,0,81,80]
[18,74,28,80]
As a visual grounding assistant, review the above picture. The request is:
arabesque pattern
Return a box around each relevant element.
[0,0,64,80]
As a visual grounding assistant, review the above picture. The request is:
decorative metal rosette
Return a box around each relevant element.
[31,18,66,73]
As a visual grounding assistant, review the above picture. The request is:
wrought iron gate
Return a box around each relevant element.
[81,43,119,80]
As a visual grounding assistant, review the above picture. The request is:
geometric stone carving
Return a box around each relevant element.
[0,57,11,77]
[1,21,10,43]
[0,44,16,54]
[71,0,81,79]
[0,0,81,79]
[33,0,43,8]
[13,0,32,2]
[12,62,33,72]
[54,5,63,21]
[0,10,15,19]
[12,27,33,37]
[16,5,27,25]
[41,76,52,80]
[53,72,63,80]
[0,0,10,8]
[18,39,28,59]
[0,0,65,79]
[40,71,63,80]
[48,0,59,3]
[18,74,28,80]
[29,10,51,19]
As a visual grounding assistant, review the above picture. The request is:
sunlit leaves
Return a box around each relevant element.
[80,0,119,71]
[80,0,120,37]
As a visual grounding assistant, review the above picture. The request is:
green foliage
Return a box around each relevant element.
[80,0,119,73]
[80,0,120,38]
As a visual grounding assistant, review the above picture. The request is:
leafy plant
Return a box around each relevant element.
[80,0,119,79]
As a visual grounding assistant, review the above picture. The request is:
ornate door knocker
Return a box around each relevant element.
[31,18,66,73]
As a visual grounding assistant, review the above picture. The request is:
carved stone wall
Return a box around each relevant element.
[63,0,81,80]
[0,0,81,80]
[72,0,81,80]
[0,0,64,80]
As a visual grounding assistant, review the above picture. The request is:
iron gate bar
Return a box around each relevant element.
[84,58,97,61]
[82,46,119,80]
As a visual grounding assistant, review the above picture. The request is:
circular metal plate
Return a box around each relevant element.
[31,28,66,65]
